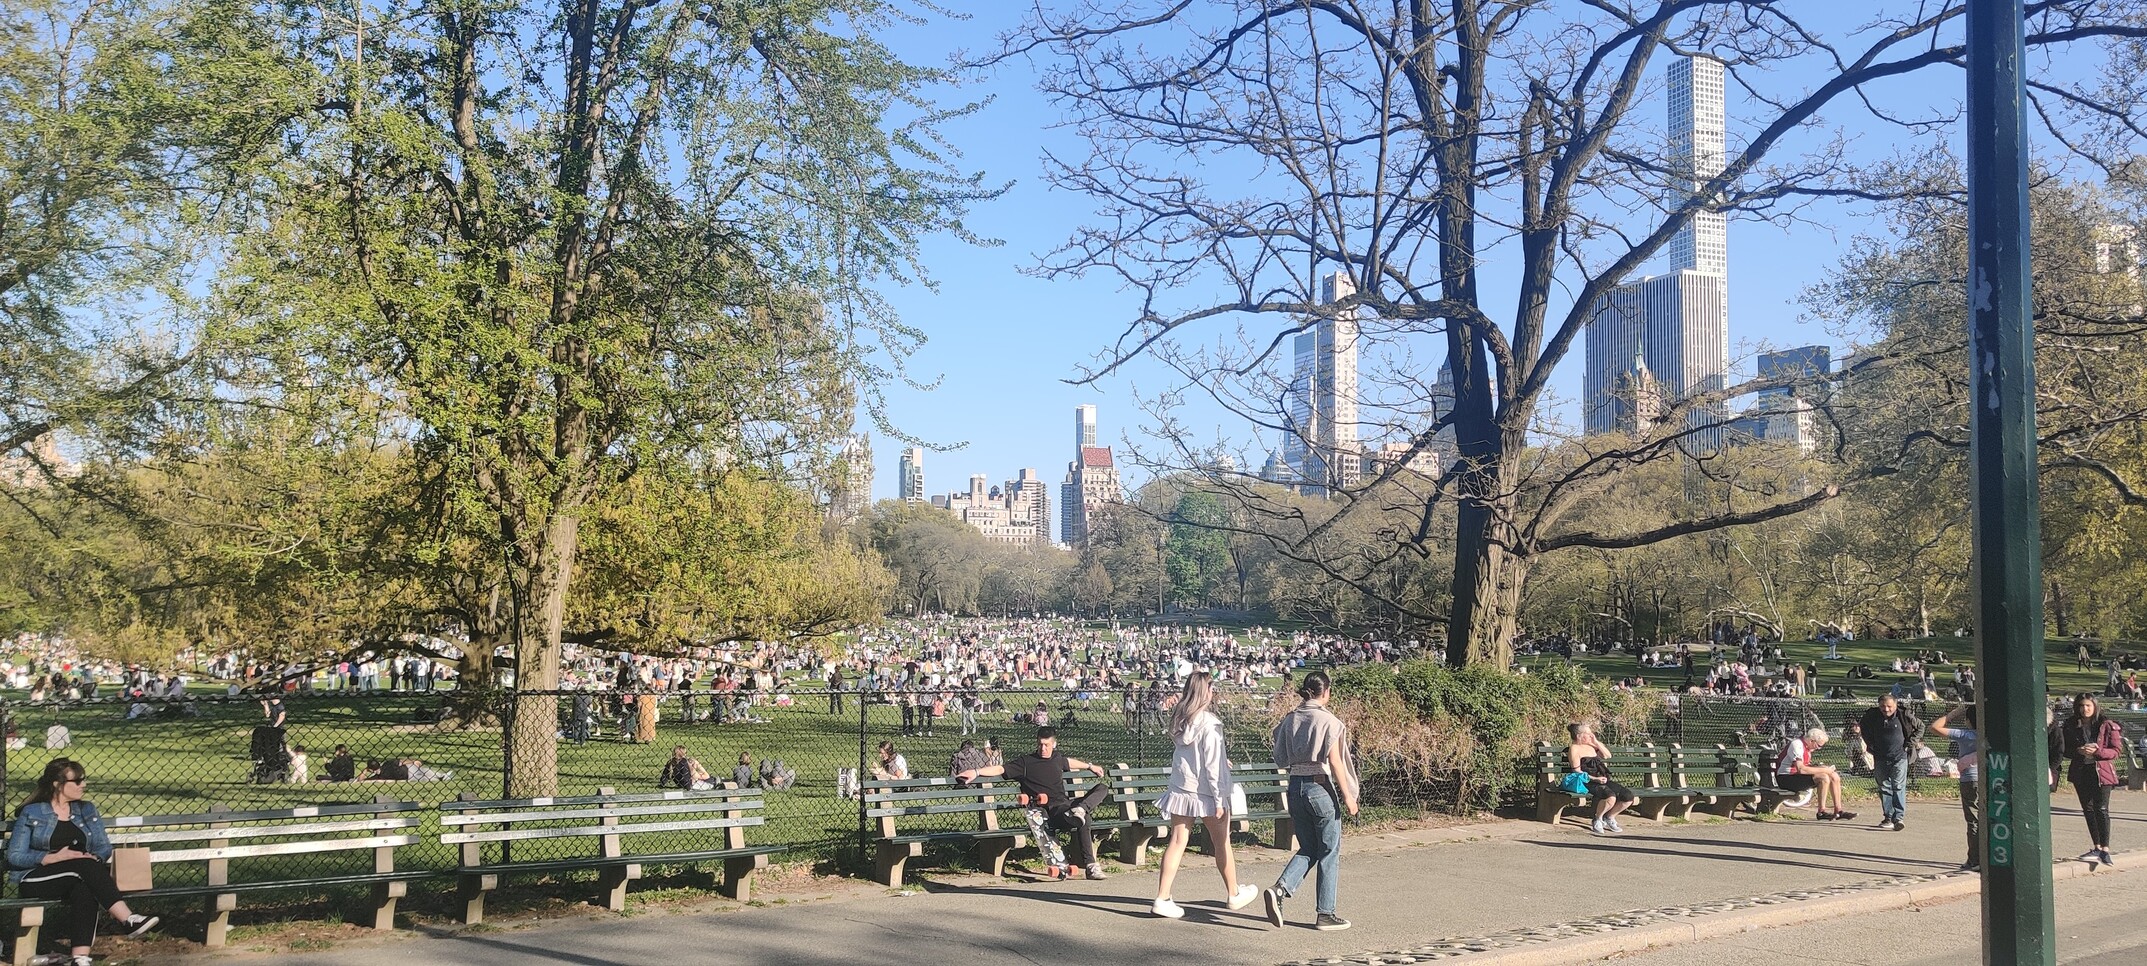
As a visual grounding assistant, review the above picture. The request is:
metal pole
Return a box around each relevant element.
[1965,1,2055,962]
[856,677,869,868]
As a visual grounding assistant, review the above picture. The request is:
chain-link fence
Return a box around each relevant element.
[6,686,2135,883]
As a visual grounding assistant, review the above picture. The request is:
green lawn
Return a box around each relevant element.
[1517,635,2135,699]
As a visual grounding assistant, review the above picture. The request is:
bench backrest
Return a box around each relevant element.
[439,786,765,865]
[1533,741,1665,788]
[106,800,425,885]
[1106,761,1291,823]
[862,776,1017,839]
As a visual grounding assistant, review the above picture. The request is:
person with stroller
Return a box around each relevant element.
[6,760,159,966]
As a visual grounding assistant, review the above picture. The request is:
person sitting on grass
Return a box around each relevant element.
[324,744,356,782]
[869,740,909,780]
[730,752,759,789]
[658,745,716,790]
[1777,728,1854,820]
[758,757,796,790]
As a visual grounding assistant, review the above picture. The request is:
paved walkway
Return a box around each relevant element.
[162,796,2145,966]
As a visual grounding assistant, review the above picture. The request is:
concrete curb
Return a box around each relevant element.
[1445,852,2135,965]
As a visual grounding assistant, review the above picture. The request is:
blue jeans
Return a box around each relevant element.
[1876,757,1909,822]
[1273,775,1342,915]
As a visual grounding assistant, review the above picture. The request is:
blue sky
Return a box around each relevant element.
[855,6,2050,511]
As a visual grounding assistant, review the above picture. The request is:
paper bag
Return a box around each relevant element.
[110,846,153,892]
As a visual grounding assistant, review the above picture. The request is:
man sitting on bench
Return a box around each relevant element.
[959,726,1110,881]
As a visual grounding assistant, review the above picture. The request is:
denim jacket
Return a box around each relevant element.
[5,801,113,884]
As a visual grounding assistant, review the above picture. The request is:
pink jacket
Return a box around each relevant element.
[2064,718,2125,787]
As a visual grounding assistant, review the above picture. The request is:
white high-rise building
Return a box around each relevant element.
[898,447,925,503]
[827,434,874,522]
[1075,404,1097,448]
[1286,271,1362,496]
[1667,55,1727,277]
[1584,55,1730,445]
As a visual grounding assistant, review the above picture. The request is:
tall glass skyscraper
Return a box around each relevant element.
[1584,55,1730,445]
[1285,271,1361,495]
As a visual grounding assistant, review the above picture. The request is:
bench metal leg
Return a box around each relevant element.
[203,893,237,948]
[975,837,1017,878]
[370,880,406,930]
[1271,815,1295,853]
[598,863,642,913]
[719,854,767,902]
[459,873,497,925]
[10,906,43,966]
[873,842,921,887]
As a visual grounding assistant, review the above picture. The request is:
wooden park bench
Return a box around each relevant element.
[1714,744,1806,814]
[864,770,1125,885]
[103,800,428,948]
[1106,762,1295,865]
[0,897,57,966]
[440,785,778,925]
[864,776,1025,886]
[1667,744,1763,816]
[1531,742,1694,823]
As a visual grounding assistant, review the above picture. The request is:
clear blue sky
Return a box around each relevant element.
[858,6,2064,513]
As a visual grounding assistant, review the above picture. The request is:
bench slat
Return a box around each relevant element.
[440,790,761,811]
[148,834,421,864]
[111,816,420,845]
[440,800,761,826]
[109,802,427,827]
[441,815,764,846]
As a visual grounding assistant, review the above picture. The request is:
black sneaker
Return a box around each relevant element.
[1891,820,1906,832]
[1314,914,1352,931]
[1262,887,1284,928]
[123,913,160,937]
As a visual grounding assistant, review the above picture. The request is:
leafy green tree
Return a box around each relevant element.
[205,0,989,793]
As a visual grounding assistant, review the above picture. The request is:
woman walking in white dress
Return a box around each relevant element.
[1152,671,1259,918]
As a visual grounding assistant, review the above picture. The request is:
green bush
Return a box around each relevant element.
[1328,659,1654,813]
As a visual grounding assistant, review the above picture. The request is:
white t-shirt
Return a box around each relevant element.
[1776,738,1809,775]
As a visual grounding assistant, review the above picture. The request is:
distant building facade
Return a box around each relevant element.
[1284,271,1362,496]
[898,446,925,503]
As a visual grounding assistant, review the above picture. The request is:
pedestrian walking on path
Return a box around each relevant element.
[1859,694,1921,831]
[1262,670,1358,931]
[1151,672,1258,919]
[1928,704,1981,870]
[2059,693,2123,867]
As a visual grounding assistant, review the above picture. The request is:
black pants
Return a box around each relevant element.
[2072,779,2113,846]
[1959,779,1983,866]
[19,858,122,948]
[1040,783,1112,867]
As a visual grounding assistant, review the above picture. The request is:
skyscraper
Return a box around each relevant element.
[1584,55,1730,444]
[1286,271,1362,496]
[898,446,925,503]
[1060,405,1122,545]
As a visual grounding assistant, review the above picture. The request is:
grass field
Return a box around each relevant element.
[1516,634,2140,700]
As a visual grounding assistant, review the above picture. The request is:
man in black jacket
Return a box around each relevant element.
[1859,694,1923,831]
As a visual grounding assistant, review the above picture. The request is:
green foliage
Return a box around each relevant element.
[1330,658,1653,813]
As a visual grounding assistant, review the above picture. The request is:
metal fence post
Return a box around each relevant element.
[499,689,515,800]
[855,680,870,868]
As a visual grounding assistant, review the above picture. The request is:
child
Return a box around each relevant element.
[287,744,310,783]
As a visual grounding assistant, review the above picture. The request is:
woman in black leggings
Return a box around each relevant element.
[4,760,158,965]
[2059,694,2123,867]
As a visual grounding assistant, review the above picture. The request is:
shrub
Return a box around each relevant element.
[1325,659,1655,814]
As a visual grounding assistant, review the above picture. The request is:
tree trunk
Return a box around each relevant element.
[2049,579,2070,638]
[506,510,580,797]
[1447,502,1528,669]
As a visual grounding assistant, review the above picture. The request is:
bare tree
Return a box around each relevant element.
[996,1,2147,666]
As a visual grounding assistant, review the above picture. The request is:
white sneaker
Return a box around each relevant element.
[1591,818,1607,835]
[1607,817,1624,833]
[1152,897,1185,919]
[1070,805,1087,821]
[1227,883,1259,909]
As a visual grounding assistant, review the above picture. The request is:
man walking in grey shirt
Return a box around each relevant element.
[1261,670,1358,931]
